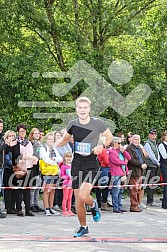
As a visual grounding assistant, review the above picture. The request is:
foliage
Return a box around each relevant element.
[0,0,166,139]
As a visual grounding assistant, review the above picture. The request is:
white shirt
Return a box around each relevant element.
[39,145,63,165]
[158,141,167,159]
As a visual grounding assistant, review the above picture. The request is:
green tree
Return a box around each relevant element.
[0,0,166,137]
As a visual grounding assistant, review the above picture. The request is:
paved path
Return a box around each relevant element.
[0,196,167,251]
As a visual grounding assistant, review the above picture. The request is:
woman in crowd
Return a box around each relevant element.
[10,123,38,217]
[28,127,44,212]
[54,130,72,158]
[53,130,72,211]
[124,132,133,149]
[39,132,63,216]
[96,135,111,211]
[108,137,131,213]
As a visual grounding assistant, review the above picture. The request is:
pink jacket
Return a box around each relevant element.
[60,164,72,186]
[108,148,131,176]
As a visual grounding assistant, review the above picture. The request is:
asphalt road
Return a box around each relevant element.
[0,196,167,252]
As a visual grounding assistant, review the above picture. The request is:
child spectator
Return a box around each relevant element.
[60,152,75,216]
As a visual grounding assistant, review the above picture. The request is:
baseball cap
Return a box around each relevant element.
[149,128,157,134]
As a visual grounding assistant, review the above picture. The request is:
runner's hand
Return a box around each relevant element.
[55,138,63,147]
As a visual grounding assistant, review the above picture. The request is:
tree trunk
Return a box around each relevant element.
[44,0,66,71]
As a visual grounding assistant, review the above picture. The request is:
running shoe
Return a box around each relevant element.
[73,226,89,238]
[90,200,101,222]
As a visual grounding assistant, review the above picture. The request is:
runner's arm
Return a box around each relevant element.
[100,128,113,148]
[56,132,71,147]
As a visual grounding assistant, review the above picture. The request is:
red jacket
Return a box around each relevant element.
[98,148,109,167]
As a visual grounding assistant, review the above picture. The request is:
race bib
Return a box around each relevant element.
[75,142,91,156]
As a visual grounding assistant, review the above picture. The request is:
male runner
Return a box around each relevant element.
[57,97,113,237]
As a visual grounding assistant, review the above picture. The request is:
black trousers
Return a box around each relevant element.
[3,168,16,210]
[95,168,111,208]
[96,187,109,207]
[54,189,63,207]
[13,169,34,212]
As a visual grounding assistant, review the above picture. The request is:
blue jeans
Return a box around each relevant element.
[30,175,41,207]
[99,167,110,186]
[110,176,123,211]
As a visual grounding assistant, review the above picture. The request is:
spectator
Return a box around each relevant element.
[3,130,17,214]
[39,132,63,216]
[39,129,45,143]
[158,131,167,209]
[124,132,133,149]
[96,135,111,211]
[144,128,160,207]
[116,132,125,145]
[60,152,75,216]
[0,119,8,218]
[28,128,44,212]
[10,123,38,217]
[108,137,131,213]
[126,134,147,212]
[53,130,72,211]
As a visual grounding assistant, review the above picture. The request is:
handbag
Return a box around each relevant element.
[120,175,127,185]
[39,159,59,175]
[13,161,28,179]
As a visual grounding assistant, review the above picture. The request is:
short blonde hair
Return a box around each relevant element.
[4,130,16,140]
[45,132,54,140]
[76,97,91,107]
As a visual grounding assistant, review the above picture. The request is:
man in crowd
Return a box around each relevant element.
[126,134,147,212]
[144,129,160,207]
